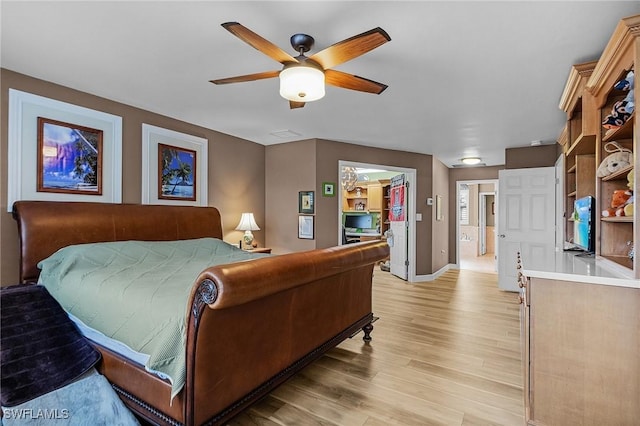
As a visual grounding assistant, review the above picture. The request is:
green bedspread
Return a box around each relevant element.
[37,238,268,400]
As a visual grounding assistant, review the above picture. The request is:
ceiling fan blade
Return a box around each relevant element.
[210,70,280,85]
[308,27,390,70]
[324,69,388,94]
[289,101,305,109]
[222,22,299,65]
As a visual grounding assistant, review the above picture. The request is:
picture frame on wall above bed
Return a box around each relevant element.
[7,89,123,212]
[37,117,104,196]
[142,124,208,206]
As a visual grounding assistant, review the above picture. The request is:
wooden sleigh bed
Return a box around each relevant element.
[12,201,389,426]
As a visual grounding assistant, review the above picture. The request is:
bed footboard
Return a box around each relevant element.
[185,240,388,426]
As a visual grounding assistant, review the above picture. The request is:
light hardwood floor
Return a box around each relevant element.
[230,268,524,426]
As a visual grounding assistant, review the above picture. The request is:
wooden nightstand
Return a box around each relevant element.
[243,247,272,254]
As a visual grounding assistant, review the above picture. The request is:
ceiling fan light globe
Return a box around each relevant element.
[279,66,325,102]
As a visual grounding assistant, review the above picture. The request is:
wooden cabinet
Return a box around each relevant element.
[520,275,640,425]
[585,14,639,278]
[367,183,383,211]
[379,179,391,235]
[559,61,598,246]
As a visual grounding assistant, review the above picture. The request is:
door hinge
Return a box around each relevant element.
[404,260,410,266]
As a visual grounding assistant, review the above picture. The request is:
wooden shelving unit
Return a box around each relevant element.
[342,183,369,212]
[342,179,391,234]
[559,60,598,246]
[380,179,391,235]
[585,14,639,279]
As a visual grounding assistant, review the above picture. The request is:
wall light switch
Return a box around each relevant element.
[416,213,423,221]
[427,198,433,205]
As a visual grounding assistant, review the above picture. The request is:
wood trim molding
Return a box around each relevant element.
[586,14,640,106]
[558,61,598,114]
[557,124,568,148]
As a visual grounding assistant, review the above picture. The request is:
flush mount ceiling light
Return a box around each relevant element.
[461,157,482,165]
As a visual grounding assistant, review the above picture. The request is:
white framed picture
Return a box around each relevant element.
[142,124,208,206]
[7,89,123,212]
[298,215,314,239]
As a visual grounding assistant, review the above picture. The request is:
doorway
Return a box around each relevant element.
[456,179,498,273]
[338,160,417,281]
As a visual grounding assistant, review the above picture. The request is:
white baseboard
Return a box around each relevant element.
[412,263,456,282]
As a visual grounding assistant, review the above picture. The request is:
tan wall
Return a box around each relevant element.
[431,157,449,272]
[1,69,265,285]
[486,225,496,254]
[468,184,479,227]
[448,166,504,264]
[315,139,434,276]
[265,140,316,254]
[265,139,436,276]
[505,144,560,169]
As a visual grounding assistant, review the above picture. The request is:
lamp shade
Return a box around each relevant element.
[279,65,325,102]
[235,213,260,231]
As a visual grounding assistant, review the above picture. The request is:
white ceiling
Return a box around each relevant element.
[2,1,639,167]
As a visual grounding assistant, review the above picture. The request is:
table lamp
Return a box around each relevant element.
[235,213,260,248]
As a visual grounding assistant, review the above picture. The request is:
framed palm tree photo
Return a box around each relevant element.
[7,89,123,211]
[141,124,208,206]
[158,143,196,201]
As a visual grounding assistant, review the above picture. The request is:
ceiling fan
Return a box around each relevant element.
[210,22,391,109]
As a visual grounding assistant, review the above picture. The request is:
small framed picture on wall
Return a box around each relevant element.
[322,182,335,197]
[298,215,314,239]
[298,191,314,214]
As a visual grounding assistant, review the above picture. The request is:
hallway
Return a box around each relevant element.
[460,253,497,274]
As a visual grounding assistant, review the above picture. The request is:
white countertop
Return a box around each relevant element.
[521,251,639,289]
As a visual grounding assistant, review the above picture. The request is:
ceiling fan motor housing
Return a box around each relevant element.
[290,33,314,54]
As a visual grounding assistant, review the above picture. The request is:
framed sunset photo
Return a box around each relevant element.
[37,117,103,195]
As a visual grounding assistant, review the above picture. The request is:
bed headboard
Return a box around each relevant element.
[12,201,224,283]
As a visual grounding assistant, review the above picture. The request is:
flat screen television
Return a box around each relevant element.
[344,213,373,230]
[573,195,595,253]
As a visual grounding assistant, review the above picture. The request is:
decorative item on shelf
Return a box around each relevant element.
[625,169,634,217]
[235,213,260,248]
[601,189,632,217]
[355,202,366,211]
[627,241,635,261]
[596,141,632,178]
[602,70,635,131]
[355,187,362,197]
[341,166,358,191]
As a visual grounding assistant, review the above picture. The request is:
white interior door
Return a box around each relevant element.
[388,174,408,280]
[498,167,556,291]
